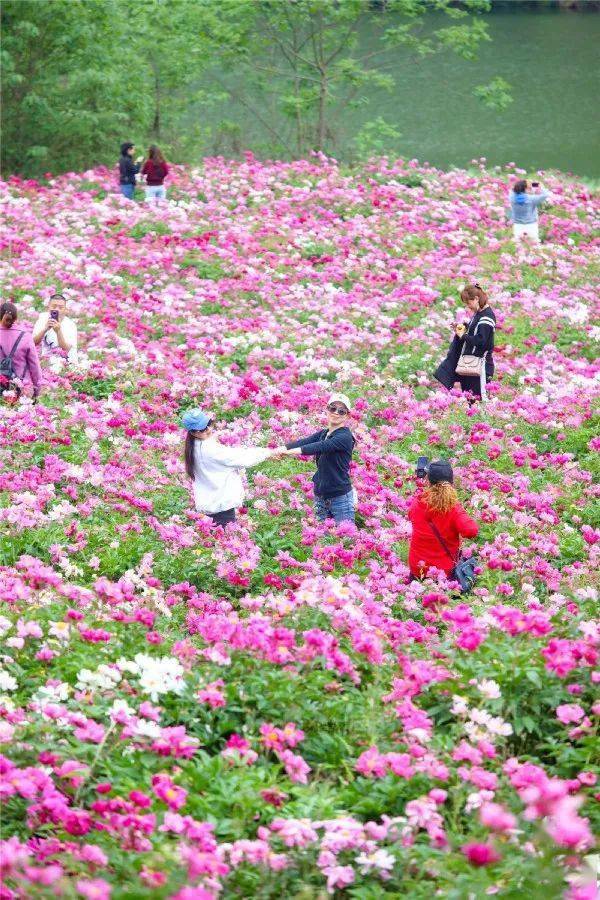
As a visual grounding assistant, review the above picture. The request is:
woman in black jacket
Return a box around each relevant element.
[282,393,356,524]
[118,142,141,200]
[434,283,496,401]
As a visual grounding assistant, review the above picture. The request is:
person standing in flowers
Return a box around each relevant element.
[118,142,143,200]
[281,393,357,525]
[0,302,42,403]
[508,179,550,244]
[182,408,277,527]
[434,283,496,402]
[408,461,478,582]
[141,145,169,204]
[32,293,78,366]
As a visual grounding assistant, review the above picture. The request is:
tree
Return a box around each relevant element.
[128,0,220,161]
[1,0,512,175]
[1,0,147,176]
[199,0,509,158]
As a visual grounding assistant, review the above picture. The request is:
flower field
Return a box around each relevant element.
[0,157,599,899]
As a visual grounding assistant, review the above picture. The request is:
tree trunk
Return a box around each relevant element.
[152,63,161,138]
[317,75,327,151]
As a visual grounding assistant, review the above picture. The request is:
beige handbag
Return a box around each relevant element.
[455,316,495,377]
[455,352,485,377]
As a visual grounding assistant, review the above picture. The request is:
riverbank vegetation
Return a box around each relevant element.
[2,0,510,176]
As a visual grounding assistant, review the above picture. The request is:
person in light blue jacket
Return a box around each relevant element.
[508,179,550,244]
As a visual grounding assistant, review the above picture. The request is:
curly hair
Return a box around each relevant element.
[422,482,458,514]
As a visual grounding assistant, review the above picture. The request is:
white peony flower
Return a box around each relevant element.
[49,621,71,641]
[0,670,18,692]
[477,679,501,700]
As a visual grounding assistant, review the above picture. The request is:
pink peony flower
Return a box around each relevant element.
[461,842,501,867]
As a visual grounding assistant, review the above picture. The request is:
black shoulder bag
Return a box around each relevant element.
[0,332,25,394]
[426,519,478,594]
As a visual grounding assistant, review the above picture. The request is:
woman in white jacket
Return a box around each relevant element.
[182,408,276,526]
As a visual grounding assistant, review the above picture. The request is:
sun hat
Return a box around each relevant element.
[181,408,211,431]
[428,460,454,485]
[327,392,352,412]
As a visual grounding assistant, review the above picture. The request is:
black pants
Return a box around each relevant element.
[209,508,236,526]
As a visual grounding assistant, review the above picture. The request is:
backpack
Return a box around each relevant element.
[0,332,24,391]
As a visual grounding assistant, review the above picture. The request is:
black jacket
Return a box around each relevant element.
[119,154,140,185]
[434,306,496,386]
[286,427,355,499]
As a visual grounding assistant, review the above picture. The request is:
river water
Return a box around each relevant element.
[200,6,600,177]
[347,5,600,178]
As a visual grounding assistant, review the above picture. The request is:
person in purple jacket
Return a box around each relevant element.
[0,302,42,402]
[282,392,356,524]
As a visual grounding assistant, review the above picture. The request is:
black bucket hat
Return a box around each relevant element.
[428,460,454,485]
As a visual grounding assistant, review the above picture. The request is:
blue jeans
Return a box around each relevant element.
[315,490,355,524]
[120,183,135,200]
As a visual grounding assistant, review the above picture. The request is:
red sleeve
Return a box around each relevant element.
[162,163,169,176]
[141,161,150,175]
[453,504,478,538]
[408,496,419,524]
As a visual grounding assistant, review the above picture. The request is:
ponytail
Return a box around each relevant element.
[184,433,196,479]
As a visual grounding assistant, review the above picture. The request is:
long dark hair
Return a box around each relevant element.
[184,432,196,479]
[148,145,165,164]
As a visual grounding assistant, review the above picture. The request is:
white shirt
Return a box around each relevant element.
[192,438,270,513]
[33,314,78,364]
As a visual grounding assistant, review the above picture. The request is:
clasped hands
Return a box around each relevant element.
[268,446,299,458]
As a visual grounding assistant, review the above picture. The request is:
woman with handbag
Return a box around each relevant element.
[408,460,479,589]
[434,283,496,401]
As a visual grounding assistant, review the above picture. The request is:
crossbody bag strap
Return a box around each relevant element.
[458,316,495,362]
[426,518,458,566]
[1,332,24,361]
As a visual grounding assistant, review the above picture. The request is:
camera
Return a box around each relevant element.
[416,455,429,479]
[50,310,59,321]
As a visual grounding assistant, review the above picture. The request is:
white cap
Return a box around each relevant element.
[328,392,352,412]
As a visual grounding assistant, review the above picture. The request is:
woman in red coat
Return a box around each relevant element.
[408,460,478,581]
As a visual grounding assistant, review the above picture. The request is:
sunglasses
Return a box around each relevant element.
[327,404,348,416]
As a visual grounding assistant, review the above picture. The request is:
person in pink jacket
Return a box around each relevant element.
[0,302,42,402]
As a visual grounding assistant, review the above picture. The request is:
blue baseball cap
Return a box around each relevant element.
[181,408,211,431]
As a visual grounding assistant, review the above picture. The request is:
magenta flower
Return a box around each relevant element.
[461,842,501,866]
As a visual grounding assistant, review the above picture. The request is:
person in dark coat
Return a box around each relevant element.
[282,392,356,525]
[434,283,496,401]
[118,142,141,200]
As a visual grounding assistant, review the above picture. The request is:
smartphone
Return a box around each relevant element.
[531,182,540,188]
[50,310,59,320]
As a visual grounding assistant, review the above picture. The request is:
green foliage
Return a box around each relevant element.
[180,255,228,280]
[353,117,402,160]
[0,0,146,175]
[1,0,505,174]
[474,76,514,111]
[129,220,172,240]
